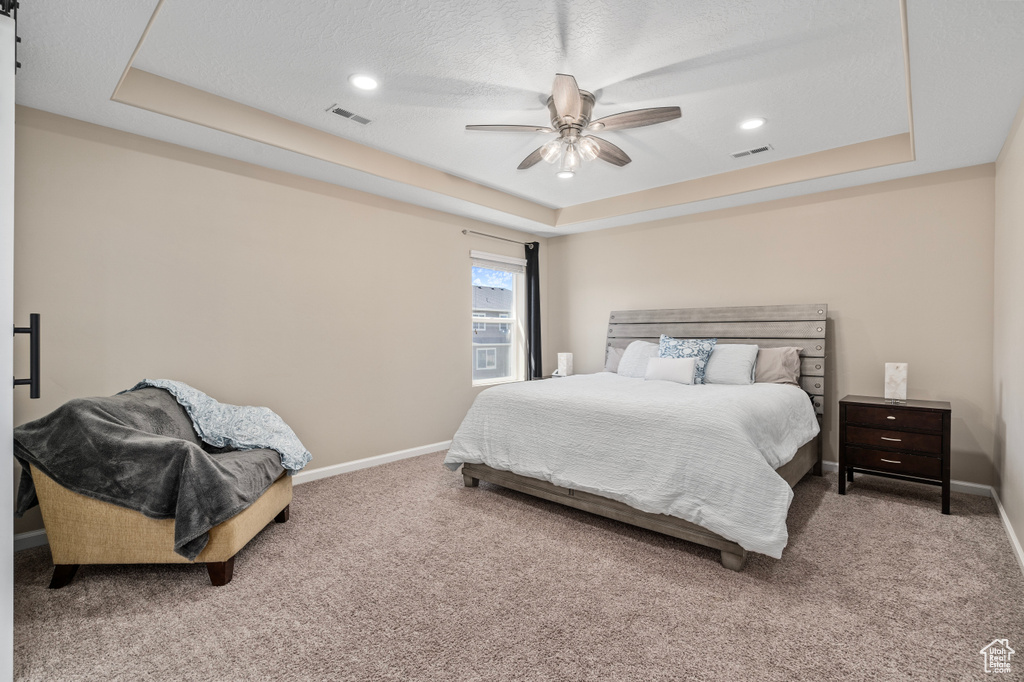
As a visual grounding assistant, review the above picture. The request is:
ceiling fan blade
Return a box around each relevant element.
[589,107,681,132]
[552,73,582,122]
[517,146,546,170]
[466,124,554,133]
[586,135,631,167]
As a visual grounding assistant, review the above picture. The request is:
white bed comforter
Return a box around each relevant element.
[443,373,820,558]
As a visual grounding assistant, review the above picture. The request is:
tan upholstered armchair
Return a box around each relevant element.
[32,465,292,587]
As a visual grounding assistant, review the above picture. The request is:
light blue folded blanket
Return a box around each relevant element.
[126,379,312,473]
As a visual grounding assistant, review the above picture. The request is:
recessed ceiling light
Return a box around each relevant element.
[556,170,575,179]
[349,74,378,91]
[740,117,766,130]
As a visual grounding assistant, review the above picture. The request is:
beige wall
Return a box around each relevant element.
[994,96,1024,545]
[546,165,997,485]
[13,108,549,533]
[11,105,1006,539]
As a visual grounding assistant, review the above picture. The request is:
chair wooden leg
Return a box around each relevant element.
[49,564,79,589]
[274,504,290,523]
[206,556,235,586]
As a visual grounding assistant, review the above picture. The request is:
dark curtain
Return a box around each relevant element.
[525,242,542,379]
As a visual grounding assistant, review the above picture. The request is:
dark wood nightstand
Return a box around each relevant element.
[838,395,952,514]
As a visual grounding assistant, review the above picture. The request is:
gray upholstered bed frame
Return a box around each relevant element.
[461,303,829,571]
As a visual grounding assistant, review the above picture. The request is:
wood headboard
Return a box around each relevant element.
[606,304,828,416]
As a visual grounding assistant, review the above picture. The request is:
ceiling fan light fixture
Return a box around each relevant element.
[557,142,580,178]
[467,73,677,175]
[563,143,581,171]
[579,137,600,161]
[349,74,379,90]
[740,117,766,130]
[540,139,561,164]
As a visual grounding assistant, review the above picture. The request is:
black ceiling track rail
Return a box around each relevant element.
[0,0,21,73]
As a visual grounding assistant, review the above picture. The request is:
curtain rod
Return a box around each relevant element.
[462,229,535,249]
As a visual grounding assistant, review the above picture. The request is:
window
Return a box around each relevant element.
[470,250,527,385]
[475,347,497,370]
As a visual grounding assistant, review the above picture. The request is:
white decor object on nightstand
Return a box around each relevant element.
[556,353,573,377]
[884,362,908,403]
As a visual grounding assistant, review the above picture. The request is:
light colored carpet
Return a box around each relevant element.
[13,451,1024,681]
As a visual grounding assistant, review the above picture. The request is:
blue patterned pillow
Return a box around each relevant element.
[658,336,717,384]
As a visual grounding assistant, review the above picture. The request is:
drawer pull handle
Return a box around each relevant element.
[880,458,901,464]
[880,436,902,442]
[815,364,821,370]
[886,416,896,420]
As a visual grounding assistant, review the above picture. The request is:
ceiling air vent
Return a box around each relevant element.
[326,104,371,125]
[730,143,774,159]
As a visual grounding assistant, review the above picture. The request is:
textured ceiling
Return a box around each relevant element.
[133,0,908,208]
[11,1,1024,236]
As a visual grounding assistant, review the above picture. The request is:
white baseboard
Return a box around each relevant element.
[991,488,1024,578]
[819,460,991,497]
[13,440,452,552]
[14,528,48,553]
[291,440,452,486]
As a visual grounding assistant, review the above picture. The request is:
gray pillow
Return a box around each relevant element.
[605,346,625,373]
[705,344,759,385]
[755,347,803,385]
[617,341,659,378]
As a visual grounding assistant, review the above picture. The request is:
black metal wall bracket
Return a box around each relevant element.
[0,0,21,72]
[13,312,40,398]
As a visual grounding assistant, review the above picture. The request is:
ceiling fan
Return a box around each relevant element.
[466,74,681,178]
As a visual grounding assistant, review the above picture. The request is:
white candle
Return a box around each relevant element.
[884,363,907,402]
[557,353,573,377]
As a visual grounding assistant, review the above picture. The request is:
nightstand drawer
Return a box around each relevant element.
[847,446,941,479]
[845,425,943,454]
[845,405,944,433]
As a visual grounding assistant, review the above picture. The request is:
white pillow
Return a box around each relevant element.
[705,344,759,385]
[644,357,697,385]
[617,341,659,378]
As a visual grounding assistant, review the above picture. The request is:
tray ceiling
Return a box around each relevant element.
[132,0,908,209]
[12,1,1024,236]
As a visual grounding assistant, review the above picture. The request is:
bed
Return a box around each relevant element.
[445,303,828,570]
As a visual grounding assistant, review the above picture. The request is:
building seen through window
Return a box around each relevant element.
[472,266,517,382]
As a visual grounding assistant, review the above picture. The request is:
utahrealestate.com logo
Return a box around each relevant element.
[980,639,1015,674]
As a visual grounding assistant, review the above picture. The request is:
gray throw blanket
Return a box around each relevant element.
[125,379,312,472]
[14,388,286,561]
